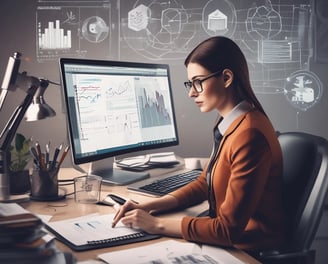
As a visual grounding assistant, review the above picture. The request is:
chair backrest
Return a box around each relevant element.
[277,132,328,251]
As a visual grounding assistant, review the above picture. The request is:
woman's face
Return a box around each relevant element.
[186,63,232,116]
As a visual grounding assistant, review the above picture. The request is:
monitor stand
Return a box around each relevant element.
[73,158,150,185]
[91,167,149,185]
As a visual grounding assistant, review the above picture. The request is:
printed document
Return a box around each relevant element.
[98,239,245,264]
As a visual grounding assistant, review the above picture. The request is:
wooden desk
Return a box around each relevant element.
[18,167,260,263]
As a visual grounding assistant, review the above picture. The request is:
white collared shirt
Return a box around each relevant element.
[218,101,253,135]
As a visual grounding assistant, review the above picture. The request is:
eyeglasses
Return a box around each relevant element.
[184,70,223,93]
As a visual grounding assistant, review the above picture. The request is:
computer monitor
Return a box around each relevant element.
[59,58,179,185]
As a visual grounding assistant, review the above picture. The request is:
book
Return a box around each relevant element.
[45,213,160,251]
[0,203,42,227]
[0,203,43,246]
[0,203,76,263]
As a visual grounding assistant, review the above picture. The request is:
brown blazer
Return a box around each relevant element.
[170,109,286,251]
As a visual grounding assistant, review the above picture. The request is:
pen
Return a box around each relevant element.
[29,146,40,167]
[51,143,62,169]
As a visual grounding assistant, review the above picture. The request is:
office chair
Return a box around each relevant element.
[258,131,328,264]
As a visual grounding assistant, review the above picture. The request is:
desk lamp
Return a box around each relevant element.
[25,80,56,121]
[0,52,57,201]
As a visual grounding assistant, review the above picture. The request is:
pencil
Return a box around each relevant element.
[57,145,70,168]
[45,141,50,165]
[35,142,42,158]
[35,142,46,170]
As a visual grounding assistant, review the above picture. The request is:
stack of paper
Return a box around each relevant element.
[98,239,246,264]
[115,152,180,171]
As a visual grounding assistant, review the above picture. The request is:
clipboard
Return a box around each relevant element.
[45,214,160,251]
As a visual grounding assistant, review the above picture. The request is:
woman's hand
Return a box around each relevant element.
[120,208,161,234]
[111,195,183,237]
[112,200,161,233]
[111,199,139,228]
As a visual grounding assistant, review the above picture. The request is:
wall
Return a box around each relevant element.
[1,0,328,168]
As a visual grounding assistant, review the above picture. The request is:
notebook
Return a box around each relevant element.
[45,213,160,251]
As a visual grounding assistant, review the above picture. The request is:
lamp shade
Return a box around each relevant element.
[25,84,56,121]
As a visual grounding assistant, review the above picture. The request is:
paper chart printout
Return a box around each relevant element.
[46,214,139,246]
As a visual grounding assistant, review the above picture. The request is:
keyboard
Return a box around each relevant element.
[128,170,201,196]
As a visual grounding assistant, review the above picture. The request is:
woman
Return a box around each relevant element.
[112,36,286,253]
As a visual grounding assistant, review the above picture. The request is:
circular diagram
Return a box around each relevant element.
[284,70,323,111]
[81,16,109,43]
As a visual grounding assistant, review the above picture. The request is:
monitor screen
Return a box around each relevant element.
[59,58,179,184]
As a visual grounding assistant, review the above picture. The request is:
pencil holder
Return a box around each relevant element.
[29,163,62,201]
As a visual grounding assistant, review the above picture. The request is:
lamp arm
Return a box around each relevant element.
[0,87,37,152]
[0,52,21,110]
[0,79,40,201]
[0,104,22,140]
[0,52,53,201]
[0,85,38,201]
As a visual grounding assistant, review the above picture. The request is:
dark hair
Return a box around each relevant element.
[184,36,266,115]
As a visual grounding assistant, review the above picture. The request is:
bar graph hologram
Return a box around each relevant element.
[38,20,72,50]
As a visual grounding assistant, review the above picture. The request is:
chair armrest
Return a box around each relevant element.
[258,249,315,264]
